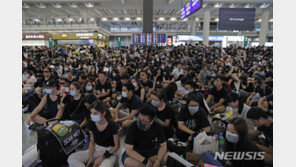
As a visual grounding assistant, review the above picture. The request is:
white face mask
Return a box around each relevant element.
[226,131,239,143]
[122,91,128,98]
[151,99,160,107]
[132,83,138,88]
[188,106,199,115]
[86,86,92,91]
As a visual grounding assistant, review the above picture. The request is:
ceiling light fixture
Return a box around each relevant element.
[229,4,236,8]
[260,3,269,8]
[245,4,251,8]
[102,18,108,21]
[159,17,165,21]
[214,3,222,8]
[124,17,131,21]
[85,3,94,8]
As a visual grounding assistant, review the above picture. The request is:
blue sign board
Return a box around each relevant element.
[180,0,202,20]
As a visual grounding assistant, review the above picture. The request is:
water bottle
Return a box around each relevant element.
[218,133,225,152]
[83,132,89,150]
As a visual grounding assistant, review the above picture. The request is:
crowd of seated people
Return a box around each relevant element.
[23,44,273,166]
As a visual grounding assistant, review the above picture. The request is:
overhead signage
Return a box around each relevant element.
[22,33,51,40]
[180,0,203,20]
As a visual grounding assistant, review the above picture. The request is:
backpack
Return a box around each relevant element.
[37,119,85,167]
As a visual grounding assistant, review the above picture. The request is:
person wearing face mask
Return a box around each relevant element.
[184,80,210,115]
[110,82,143,128]
[58,78,70,96]
[55,82,88,127]
[68,100,120,167]
[131,77,145,102]
[95,72,112,103]
[150,90,176,140]
[226,92,256,132]
[82,79,94,96]
[224,118,271,166]
[26,80,61,127]
[175,93,211,143]
[122,104,170,167]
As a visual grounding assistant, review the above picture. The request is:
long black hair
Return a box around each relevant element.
[225,117,249,151]
[91,100,113,122]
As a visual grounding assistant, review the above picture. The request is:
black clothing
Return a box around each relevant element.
[258,122,273,146]
[155,104,175,139]
[176,107,210,142]
[61,95,86,124]
[209,87,229,105]
[88,121,119,147]
[125,121,166,151]
[120,94,143,112]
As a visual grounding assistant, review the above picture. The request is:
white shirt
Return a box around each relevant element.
[176,81,186,94]
[172,68,183,78]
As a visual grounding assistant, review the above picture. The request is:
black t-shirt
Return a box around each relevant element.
[140,79,153,92]
[88,73,98,81]
[120,94,143,112]
[209,87,229,105]
[95,80,112,98]
[88,121,119,147]
[177,107,210,132]
[35,75,55,88]
[62,94,86,124]
[255,85,272,97]
[115,81,123,92]
[240,82,255,93]
[155,104,175,138]
[125,121,166,151]
[72,62,79,69]
[257,122,273,146]
[227,140,265,167]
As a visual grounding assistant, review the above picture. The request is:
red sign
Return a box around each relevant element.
[167,38,172,45]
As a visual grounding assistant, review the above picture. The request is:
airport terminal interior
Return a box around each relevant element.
[22,0,273,166]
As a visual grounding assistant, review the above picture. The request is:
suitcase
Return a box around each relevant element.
[36,119,85,167]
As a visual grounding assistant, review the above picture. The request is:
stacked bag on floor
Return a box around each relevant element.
[37,119,85,167]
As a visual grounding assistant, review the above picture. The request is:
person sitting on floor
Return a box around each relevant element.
[122,104,170,167]
[68,100,120,167]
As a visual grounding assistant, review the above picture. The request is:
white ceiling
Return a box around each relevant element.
[22,0,273,30]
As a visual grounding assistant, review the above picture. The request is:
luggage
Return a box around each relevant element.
[36,119,85,167]
[167,152,194,167]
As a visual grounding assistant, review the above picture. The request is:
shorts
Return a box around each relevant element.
[121,147,159,164]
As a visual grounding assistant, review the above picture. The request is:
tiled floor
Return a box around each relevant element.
[22,113,126,167]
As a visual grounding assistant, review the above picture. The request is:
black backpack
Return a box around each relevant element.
[36,119,76,167]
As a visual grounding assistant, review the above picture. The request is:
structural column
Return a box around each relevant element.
[203,10,210,46]
[259,10,270,46]
[143,0,153,33]
[189,17,197,35]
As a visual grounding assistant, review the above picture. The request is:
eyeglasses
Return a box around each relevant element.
[60,82,65,84]
[43,71,49,73]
